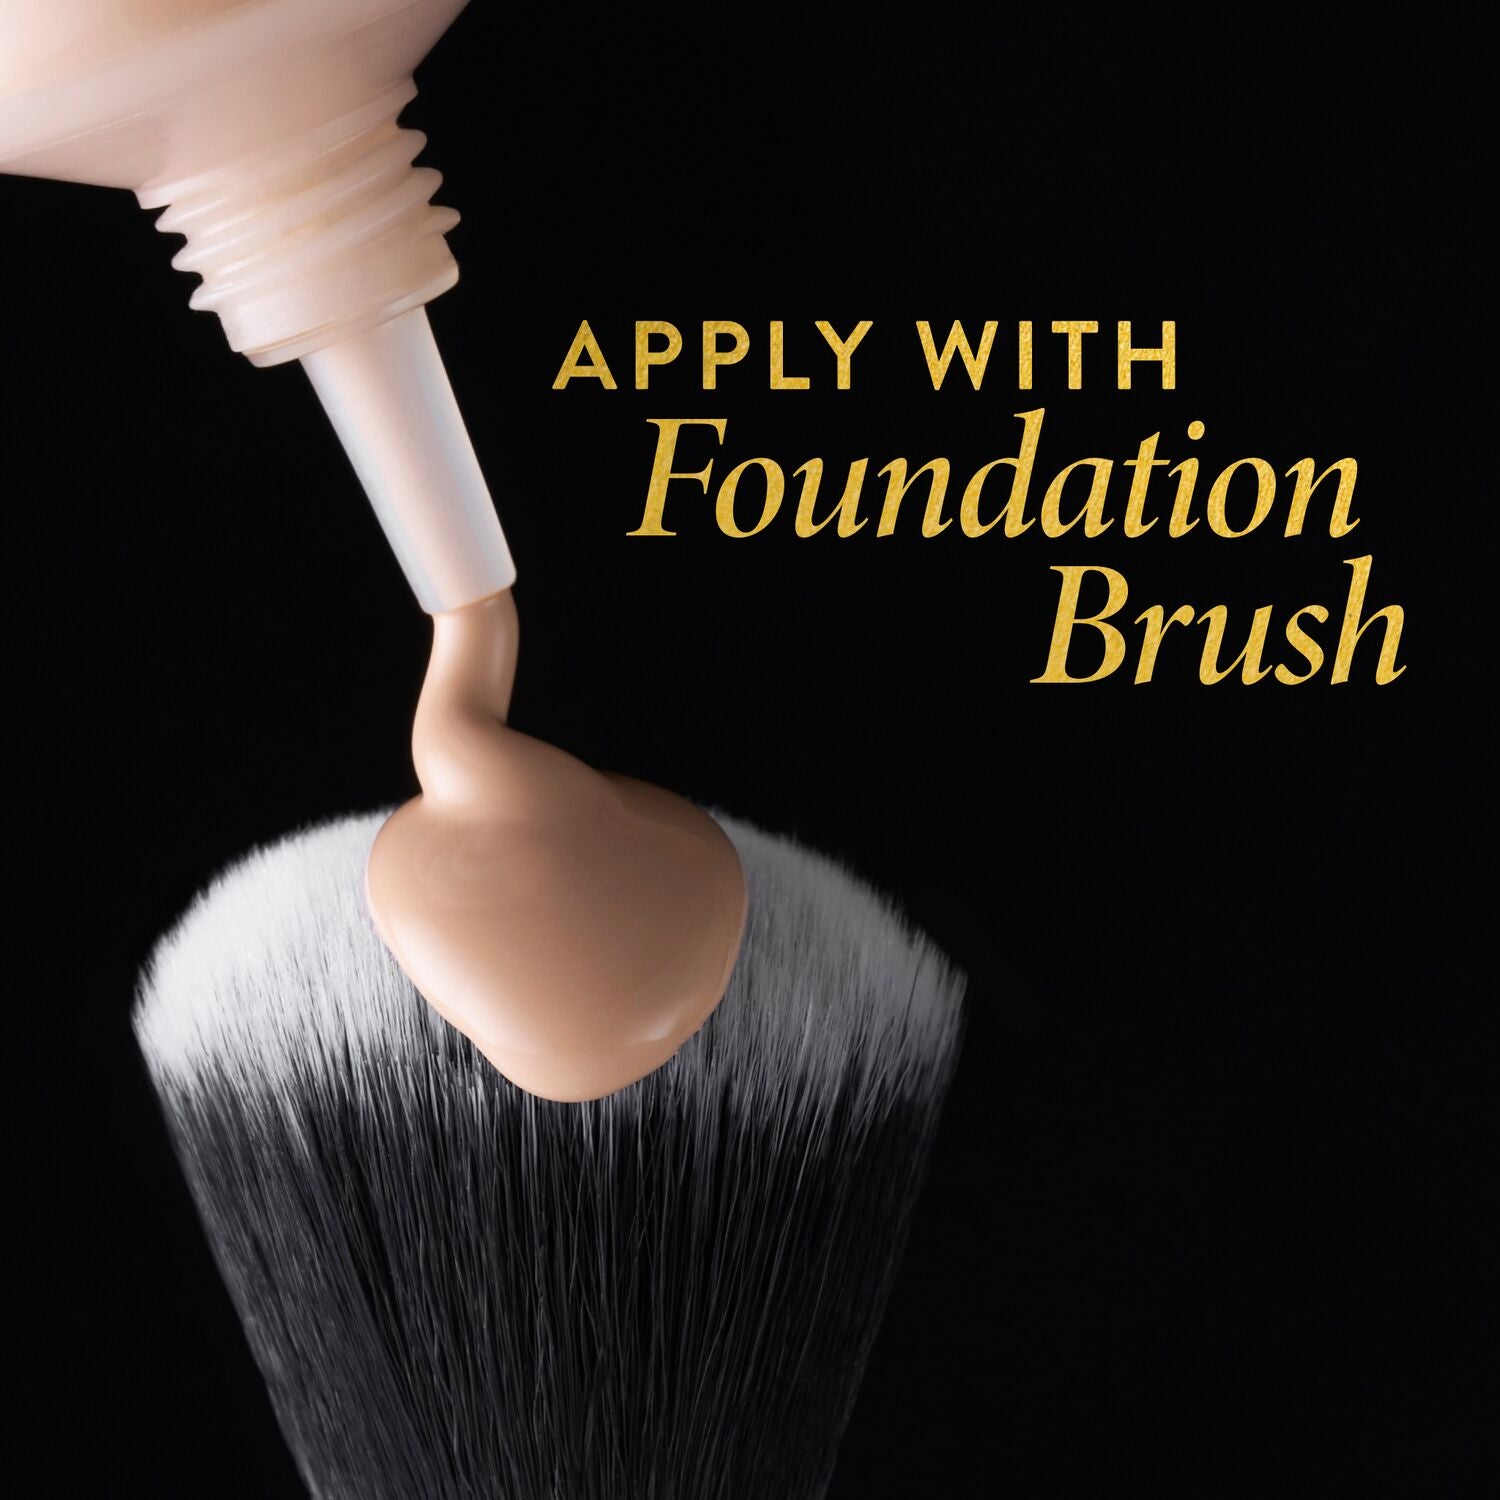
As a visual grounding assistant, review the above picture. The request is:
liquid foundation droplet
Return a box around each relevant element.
[365,590,748,1101]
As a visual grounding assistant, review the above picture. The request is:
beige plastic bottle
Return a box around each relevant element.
[0,0,513,606]
[0,0,748,1102]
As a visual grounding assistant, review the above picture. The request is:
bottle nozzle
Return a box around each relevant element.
[303,308,514,612]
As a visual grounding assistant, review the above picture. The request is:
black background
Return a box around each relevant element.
[5,10,1490,1497]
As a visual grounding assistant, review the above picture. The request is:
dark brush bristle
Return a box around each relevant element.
[136,812,964,1500]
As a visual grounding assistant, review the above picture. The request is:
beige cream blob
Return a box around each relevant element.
[366,590,748,1102]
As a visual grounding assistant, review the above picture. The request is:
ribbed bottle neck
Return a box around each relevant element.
[141,80,459,366]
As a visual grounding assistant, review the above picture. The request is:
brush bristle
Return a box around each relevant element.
[135,811,964,1500]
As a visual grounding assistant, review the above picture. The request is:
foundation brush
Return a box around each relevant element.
[136,812,962,1498]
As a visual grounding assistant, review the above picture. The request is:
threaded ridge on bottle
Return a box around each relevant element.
[147,82,459,365]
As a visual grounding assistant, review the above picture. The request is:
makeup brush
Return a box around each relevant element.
[135,809,963,1498]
